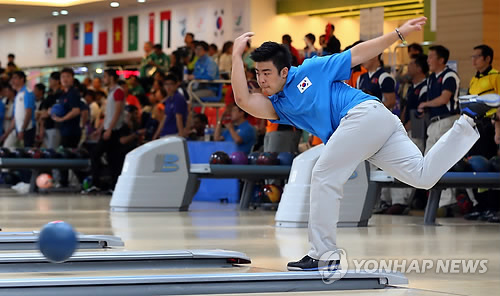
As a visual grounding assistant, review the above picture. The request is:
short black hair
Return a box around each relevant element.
[50,71,60,81]
[164,74,179,83]
[408,43,423,54]
[196,41,209,52]
[222,41,233,54]
[117,80,127,86]
[305,33,316,44]
[209,43,218,51]
[153,44,162,50]
[474,44,494,64]
[282,34,292,44]
[411,54,429,74]
[96,90,106,98]
[85,89,96,100]
[186,32,194,39]
[12,71,26,83]
[7,62,15,67]
[429,45,450,64]
[156,85,167,98]
[61,67,74,76]
[194,113,208,125]
[104,69,119,81]
[34,83,46,93]
[8,53,15,59]
[250,42,292,73]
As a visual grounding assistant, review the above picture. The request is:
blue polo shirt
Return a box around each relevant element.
[57,87,81,137]
[160,92,188,136]
[269,50,376,143]
[222,120,256,154]
[427,66,460,118]
[13,85,36,132]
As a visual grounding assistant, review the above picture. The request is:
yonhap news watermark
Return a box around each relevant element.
[318,249,489,284]
[351,259,488,274]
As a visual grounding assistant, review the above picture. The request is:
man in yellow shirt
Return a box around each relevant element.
[466,44,500,223]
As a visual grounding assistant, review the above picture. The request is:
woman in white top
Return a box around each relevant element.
[218,41,233,79]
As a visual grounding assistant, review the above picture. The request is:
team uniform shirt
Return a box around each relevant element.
[222,120,256,154]
[13,85,36,132]
[40,89,62,130]
[404,78,428,125]
[268,50,375,144]
[194,55,220,94]
[57,87,81,137]
[357,67,399,115]
[160,92,188,137]
[103,85,125,131]
[0,99,5,136]
[469,66,500,95]
[426,66,460,119]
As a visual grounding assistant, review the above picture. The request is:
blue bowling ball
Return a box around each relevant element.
[37,221,77,263]
[50,104,66,117]
[277,152,295,166]
[468,155,489,172]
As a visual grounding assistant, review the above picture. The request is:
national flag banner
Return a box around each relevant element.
[84,21,93,56]
[70,23,80,57]
[112,17,123,53]
[45,31,53,55]
[149,12,155,43]
[57,24,66,58]
[160,11,171,49]
[128,15,138,51]
[98,31,108,55]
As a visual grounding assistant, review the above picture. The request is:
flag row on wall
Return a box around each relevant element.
[54,12,170,59]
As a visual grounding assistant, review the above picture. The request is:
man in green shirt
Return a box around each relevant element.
[139,41,154,78]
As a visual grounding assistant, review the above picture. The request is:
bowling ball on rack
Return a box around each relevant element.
[468,155,489,172]
[277,152,295,166]
[37,221,77,263]
[209,151,231,164]
[257,152,279,165]
[0,148,13,158]
[27,148,43,159]
[36,173,53,189]
[259,184,283,203]
[451,158,472,172]
[247,152,260,165]
[230,151,248,165]
[489,156,500,172]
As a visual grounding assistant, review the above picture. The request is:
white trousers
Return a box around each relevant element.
[308,100,479,259]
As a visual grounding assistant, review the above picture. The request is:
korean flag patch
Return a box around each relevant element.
[297,77,312,93]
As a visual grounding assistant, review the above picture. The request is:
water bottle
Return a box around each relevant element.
[183,66,189,82]
[204,125,211,142]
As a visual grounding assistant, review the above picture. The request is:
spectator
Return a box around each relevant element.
[357,53,397,112]
[51,68,81,187]
[139,41,155,78]
[1,83,16,148]
[154,74,188,139]
[318,34,326,56]
[214,104,256,154]
[117,80,141,117]
[242,42,255,69]
[150,44,171,75]
[187,113,208,141]
[208,43,219,61]
[218,41,233,79]
[402,54,428,151]
[464,44,500,223]
[89,69,125,193]
[184,33,198,72]
[83,89,100,141]
[323,23,341,55]
[303,33,318,60]
[127,75,145,97]
[418,45,460,207]
[344,41,367,88]
[118,105,145,167]
[407,43,423,56]
[6,53,20,72]
[33,83,45,111]
[189,41,220,98]
[82,77,92,89]
[6,62,17,75]
[0,85,5,139]
[0,71,36,147]
[91,77,106,94]
[144,86,166,141]
[282,34,302,66]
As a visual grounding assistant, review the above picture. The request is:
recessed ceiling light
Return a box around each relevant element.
[110,1,119,8]
[8,17,16,23]
[61,10,68,15]
[52,11,59,16]
[138,0,146,3]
